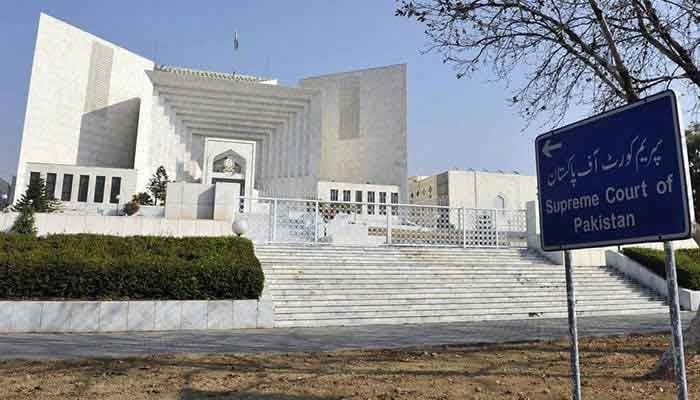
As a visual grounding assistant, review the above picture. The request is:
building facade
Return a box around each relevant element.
[14,14,407,210]
[408,169,537,210]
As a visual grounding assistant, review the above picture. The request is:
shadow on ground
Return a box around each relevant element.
[179,388,338,400]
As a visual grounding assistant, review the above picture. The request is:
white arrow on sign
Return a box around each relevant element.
[542,139,562,158]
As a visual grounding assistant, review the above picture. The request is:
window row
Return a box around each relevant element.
[329,189,399,216]
[30,172,122,204]
[329,189,399,204]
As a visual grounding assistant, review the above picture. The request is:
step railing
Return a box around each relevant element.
[238,196,527,248]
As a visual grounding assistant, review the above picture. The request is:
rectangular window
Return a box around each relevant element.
[340,190,352,214]
[94,176,105,203]
[61,174,73,201]
[367,191,375,215]
[45,173,57,199]
[379,192,387,215]
[330,189,338,202]
[109,177,121,204]
[391,192,399,216]
[29,171,40,184]
[77,175,90,202]
[355,191,363,213]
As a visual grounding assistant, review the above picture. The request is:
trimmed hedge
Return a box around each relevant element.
[0,234,264,300]
[622,247,700,290]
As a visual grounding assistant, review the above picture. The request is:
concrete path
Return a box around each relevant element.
[0,313,694,360]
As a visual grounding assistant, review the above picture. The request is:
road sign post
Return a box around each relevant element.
[564,250,582,400]
[664,241,689,399]
[535,90,693,399]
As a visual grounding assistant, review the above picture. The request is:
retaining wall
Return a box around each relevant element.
[0,299,273,333]
[605,250,700,311]
[0,212,234,237]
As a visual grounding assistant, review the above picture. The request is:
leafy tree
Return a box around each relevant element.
[132,192,154,206]
[397,0,700,379]
[9,207,37,236]
[12,176,59,213]
[148,166,170,206]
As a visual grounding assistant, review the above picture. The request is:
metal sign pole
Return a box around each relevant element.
[564,250,582,400]
[663,241,689,400]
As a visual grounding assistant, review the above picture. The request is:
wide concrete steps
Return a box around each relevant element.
[257,245,667,327]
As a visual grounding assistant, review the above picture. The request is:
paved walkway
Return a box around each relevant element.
[0,313,694,360]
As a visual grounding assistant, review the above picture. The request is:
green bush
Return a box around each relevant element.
[123,201,140,216]
[0,234,264,300]
[622,247,700,290]
[9,207,37,236]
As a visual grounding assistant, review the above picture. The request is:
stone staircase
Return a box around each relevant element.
[256,245,668,327]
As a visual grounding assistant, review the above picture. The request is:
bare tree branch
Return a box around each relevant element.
[396,0,700,127]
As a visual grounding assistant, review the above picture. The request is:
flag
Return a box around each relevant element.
[234,32,239,50]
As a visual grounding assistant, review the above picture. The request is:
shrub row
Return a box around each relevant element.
[622,247,700,290]
[0,234,264,300]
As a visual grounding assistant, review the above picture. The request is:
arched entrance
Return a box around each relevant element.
[203,138,256,199]
[210,150,246,196]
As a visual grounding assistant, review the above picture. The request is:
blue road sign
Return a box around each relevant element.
[535,90,694,251]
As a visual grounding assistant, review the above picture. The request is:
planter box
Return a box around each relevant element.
[0,299,273,333]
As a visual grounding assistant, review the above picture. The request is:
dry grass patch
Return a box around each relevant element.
[0,334,698,399]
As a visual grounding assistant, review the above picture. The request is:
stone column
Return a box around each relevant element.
[214,182,241,221]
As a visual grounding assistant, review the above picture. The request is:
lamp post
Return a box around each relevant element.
[0,193,8,209]
[115,194,120,216]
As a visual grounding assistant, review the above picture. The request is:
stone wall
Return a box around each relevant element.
[300,64,408,200]
[0,299,272,333]
[134,86,202,190]
[164,182,240,221]
[0,213,235,237]
[448,170,537,210]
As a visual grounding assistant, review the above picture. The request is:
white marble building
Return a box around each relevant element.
[408,169,537,210]
[14,14,407,210]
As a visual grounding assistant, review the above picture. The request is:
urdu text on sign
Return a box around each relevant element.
[535,90,693,251]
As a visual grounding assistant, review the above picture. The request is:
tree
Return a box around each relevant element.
[12,176,59,213]
[9,206,37,236]
[397,0,700,379]
[123,201,140,216]
[396,0,700,127]
[148,166,170,206]
[686,124,700,219]
[132,192,154,206]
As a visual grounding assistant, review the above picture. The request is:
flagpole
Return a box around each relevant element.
[233,31,239,75]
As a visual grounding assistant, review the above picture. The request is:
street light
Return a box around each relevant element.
[115,194,120,216]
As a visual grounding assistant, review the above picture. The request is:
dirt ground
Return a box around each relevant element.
[0,334,698,400]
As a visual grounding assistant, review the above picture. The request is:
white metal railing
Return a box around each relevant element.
[238,197,527,247]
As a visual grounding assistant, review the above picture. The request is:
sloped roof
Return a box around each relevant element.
[154,65,267,83]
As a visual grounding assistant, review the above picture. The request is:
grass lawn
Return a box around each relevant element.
[0,334,698,399]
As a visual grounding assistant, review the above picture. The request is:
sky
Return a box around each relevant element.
[0,0,618,183]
